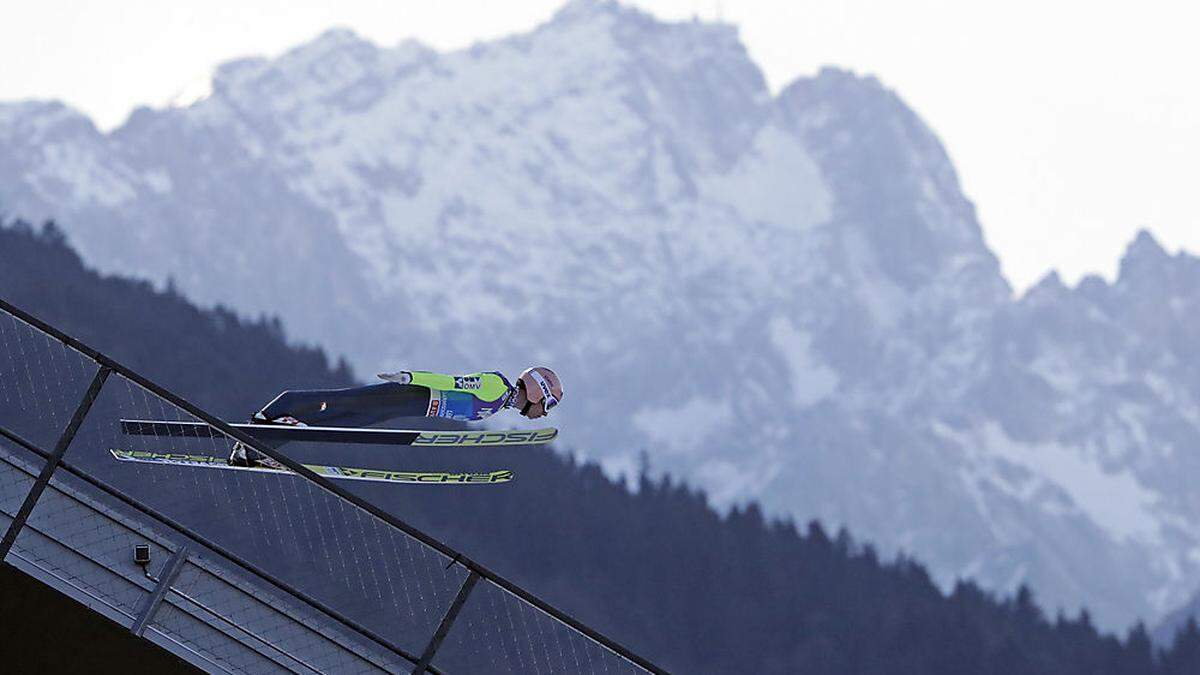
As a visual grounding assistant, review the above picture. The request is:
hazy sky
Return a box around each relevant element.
[2,0,1196,292]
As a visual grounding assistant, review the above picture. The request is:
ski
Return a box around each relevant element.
[119,419,557,447]
[110,449,514,485]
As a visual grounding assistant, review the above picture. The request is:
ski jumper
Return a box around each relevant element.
[257,371,516,427]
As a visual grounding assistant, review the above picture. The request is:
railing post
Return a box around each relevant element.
[411,570,481,674]
[131,544,190,636]
[0,365,110,560]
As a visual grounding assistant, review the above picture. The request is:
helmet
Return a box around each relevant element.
[517,367,564,416]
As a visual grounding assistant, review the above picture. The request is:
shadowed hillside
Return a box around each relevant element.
[4,217,1200,673]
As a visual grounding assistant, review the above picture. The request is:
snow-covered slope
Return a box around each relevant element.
[2,0,1197,630]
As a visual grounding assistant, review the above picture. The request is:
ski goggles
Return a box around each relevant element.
[527,370,559,412]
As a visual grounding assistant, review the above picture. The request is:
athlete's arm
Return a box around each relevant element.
[377,371,413,385]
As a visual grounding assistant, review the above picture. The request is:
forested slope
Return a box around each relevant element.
[3,218,1199,673]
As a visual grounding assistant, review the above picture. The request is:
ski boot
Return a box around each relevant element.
[227,441,287,470]
[227,414,304,468]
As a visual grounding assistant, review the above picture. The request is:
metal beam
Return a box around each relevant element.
[412,570,480,674]
[131,544,190,636]
[0,366,110,560]
[1,430,426,671]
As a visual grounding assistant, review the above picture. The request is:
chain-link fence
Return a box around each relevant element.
[0,297,664,674]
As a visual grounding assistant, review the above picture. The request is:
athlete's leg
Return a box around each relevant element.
[233,383,430,466]
[257,383,430,427]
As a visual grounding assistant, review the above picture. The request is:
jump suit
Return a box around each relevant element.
[256,371,516,427]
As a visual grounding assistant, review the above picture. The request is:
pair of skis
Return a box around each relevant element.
[112,419,558,486]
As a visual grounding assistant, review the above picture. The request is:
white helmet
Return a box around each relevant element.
[517,367,564,416]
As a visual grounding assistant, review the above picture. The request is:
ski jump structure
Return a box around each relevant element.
[0,297,665,674]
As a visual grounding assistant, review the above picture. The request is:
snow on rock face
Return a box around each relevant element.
[943,421,1163,545]
[700,125,832,228]
[3,0,1200,631]
[767,316,838,408]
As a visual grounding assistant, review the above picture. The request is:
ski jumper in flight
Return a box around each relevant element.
[229,367,564,467]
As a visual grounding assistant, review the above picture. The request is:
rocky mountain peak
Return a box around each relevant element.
[276,26,382,73]
[1024,269,1069,304]
[203,26,432,127]
[0,100,99,145]
[1118,229,1172,284]
[211,55,271,94]
[551,0,616,19]
[777,68,1007,301]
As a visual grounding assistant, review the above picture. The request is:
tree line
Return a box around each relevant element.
[3,217,1199,673]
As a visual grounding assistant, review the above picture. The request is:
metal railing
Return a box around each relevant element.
[0,296,665,674]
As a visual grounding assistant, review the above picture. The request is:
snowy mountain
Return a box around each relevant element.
[2,0,1197,630]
